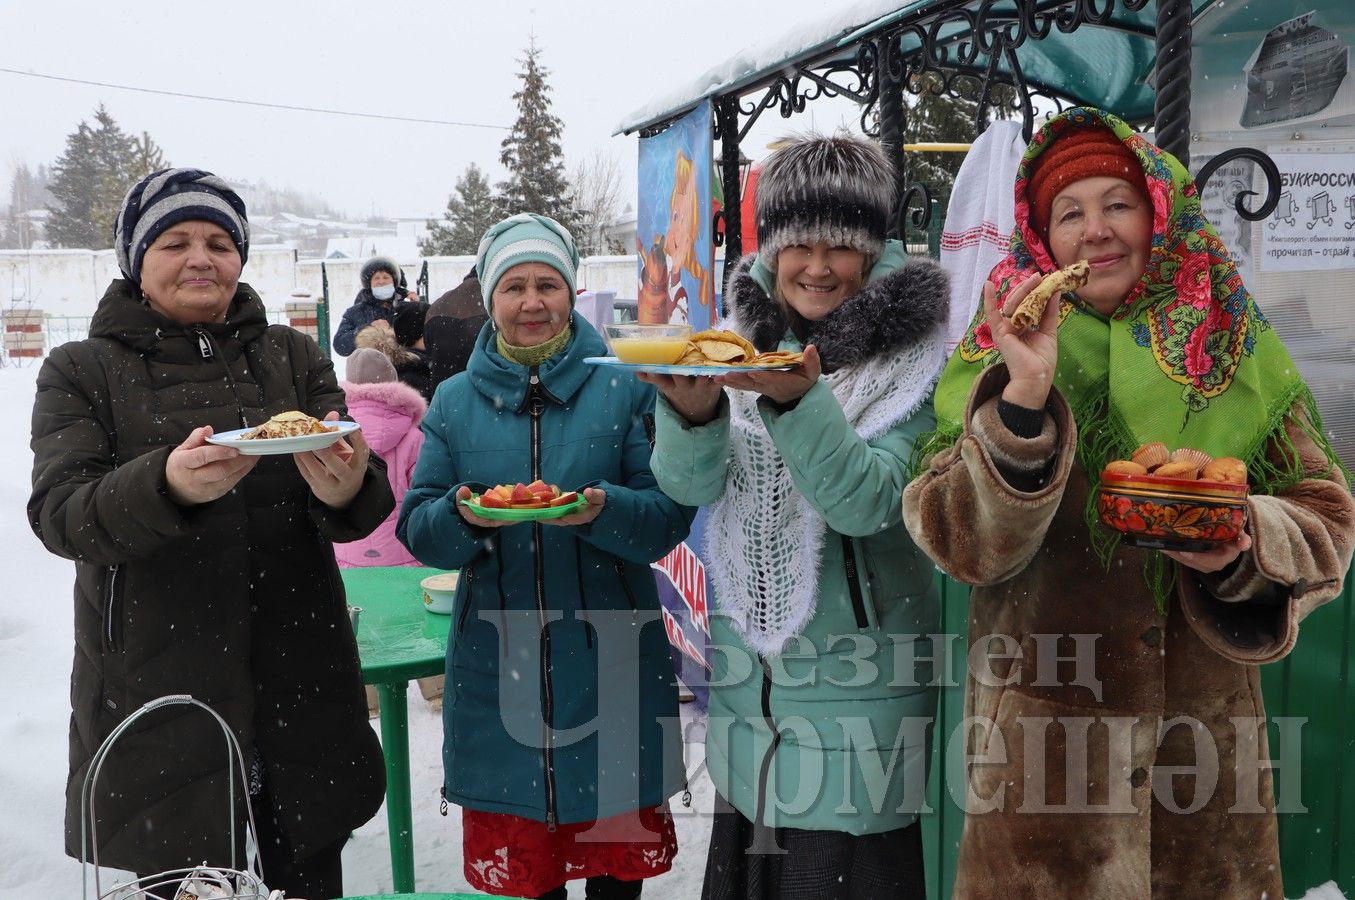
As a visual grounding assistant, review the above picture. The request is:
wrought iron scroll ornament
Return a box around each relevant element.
[732,62,873,144]
[860,0,1153,142]
[899,183,934,233]
[647,0,1173,244]
[1196,148,1283,222]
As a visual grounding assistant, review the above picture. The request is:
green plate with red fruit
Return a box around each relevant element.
[460,480,587,521]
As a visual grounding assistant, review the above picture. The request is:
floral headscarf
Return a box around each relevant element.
[917,107,1343,577]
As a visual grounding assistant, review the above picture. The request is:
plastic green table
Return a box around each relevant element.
[342,566,452,894]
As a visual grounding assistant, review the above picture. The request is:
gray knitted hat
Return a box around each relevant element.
[113,168,249,283]
[344,347,398,384]
[755,134,896,272]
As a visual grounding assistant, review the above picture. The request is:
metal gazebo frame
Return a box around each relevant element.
[619,2,1351,897]
[623,0,1279,263]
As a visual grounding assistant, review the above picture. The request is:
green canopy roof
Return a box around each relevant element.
[617,0,1221,136]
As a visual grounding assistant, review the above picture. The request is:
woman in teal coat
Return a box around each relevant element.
[397,214,692,900]
[644,135,949,899]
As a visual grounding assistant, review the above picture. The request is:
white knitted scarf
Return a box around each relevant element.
[704,322,946,655]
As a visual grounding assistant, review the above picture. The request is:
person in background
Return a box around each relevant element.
[392,299,433,401]
[336,347,426,570]
[397,213,692,900]
[335,347,442,711]
[903,107,1355,899]
[355,315,430,403]
[644,133,948,899]
[424,267,487,393]
[334,254,415,356]
[29,168,391,899]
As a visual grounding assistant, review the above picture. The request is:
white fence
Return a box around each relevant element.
[0,247,641,357]
[0,247,640,320]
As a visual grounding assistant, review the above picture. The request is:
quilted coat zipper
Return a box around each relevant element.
[192,328,249,428]
[841,535,870,629]
[528,369,559,831]
[103,564,123,651]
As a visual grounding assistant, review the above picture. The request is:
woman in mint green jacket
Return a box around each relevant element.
[643,134,949,900]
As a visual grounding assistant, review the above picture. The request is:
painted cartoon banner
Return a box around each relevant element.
[637,100,716,329]
[638,101,717,706]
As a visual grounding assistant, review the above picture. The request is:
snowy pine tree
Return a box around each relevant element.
[1,163,53,249]
[47,105,157,249]
[130,131,169,179]
[494,39,578,230]
[421,163,498,255]
[902,72,1015,210]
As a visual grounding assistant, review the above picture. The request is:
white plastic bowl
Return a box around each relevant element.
[420,571,459,615]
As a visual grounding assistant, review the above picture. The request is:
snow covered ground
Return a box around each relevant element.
[0,358,712,899]
[0,356,1345,900]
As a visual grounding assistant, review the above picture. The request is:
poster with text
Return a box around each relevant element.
[637,100,715,328]
[1196,155,1257,288]
[1260,151,1355,272]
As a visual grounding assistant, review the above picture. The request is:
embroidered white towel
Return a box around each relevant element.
[940,119,1026,353]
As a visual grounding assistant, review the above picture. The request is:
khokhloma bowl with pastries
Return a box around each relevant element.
[1097,443,1249,552]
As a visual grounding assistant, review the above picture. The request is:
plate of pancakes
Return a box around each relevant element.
[587,329,804,374]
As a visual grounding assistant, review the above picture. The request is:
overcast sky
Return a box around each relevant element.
[0,0,871,220]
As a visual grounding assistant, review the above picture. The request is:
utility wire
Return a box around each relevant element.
[0,66,510,130]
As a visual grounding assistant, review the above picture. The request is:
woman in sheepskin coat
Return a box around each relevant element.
[904,107,1355,899]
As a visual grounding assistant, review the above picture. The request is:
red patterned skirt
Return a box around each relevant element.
[462,804,678,897]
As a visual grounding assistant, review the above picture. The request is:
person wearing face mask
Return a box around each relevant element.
[334,255,413,356]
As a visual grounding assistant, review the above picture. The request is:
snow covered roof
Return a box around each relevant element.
[616,0,1227,136]
[615,0,913,135]
[324,235,422,261]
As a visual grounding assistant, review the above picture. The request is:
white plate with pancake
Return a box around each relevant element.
[584,356,797,375]
[206,420,361,455]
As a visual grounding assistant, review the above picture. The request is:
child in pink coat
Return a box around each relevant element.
[335,348,440,711]
[335,348,426,568]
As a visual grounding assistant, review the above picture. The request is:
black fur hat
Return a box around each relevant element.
[360,255,403,290]
[392,301,426,347]
[755,133,896,272]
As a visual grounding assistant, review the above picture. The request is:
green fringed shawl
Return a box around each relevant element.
[915,107,1347,608]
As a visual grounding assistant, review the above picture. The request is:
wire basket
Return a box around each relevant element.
[80,694,284,900]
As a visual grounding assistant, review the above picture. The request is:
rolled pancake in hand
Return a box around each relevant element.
[1010,260,1091,331]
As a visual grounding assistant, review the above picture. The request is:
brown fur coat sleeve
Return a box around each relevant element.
[902,363,1077,585]
[1180,404,1355,664]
